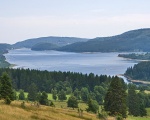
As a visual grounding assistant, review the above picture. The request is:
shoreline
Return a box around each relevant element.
[122,74,150,85]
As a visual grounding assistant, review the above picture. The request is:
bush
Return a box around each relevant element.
[5,96,11,104]
[21,101,26,109]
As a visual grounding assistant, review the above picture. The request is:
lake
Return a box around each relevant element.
[5,48,138,77]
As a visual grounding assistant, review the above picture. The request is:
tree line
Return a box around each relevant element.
[1,69,150,119]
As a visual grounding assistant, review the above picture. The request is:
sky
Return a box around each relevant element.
[0,0,150,44]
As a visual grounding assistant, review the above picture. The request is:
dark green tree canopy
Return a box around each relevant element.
[58,89,67,101]
[0,72,14,104]
[39,91,48,105]
[86,99,99,113]
[27,83,37,101]
[67,95,78,109]
[104,76,127,118]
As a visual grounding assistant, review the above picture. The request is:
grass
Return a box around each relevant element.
[15,91,150,120]
[0,100,99,120]
[144,90,150,94]
[1,100,150,120]
[128,108,150,120]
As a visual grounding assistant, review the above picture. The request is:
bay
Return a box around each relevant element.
[5,48,138,76]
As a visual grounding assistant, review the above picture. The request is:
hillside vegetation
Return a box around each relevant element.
[31,42,59,51]
[13,37,88,48]
[58,28,150,52]
[0,100,100,120]
[125,61,150,82]
[0,44,11,68]
[118,53,150,60]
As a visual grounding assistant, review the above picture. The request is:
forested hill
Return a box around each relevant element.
[13,36,88,48]
[125,61,150,81]
[31,43,59,51]
[0,44,11,67]
[0,44,11,54]
[57,28,150,52]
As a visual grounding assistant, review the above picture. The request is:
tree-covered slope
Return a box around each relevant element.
[31,43,59,51]
[58,28,150,52]
[13,36,88,48]
[0,44,12,54]
[125,61,150,81]
[118,53,150,60]
[0,44,11,68]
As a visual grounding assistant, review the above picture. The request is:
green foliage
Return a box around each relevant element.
[116,114,123,120]
[94,86,106,105]
[5,96,11,104]
[27,83,37,101]
[13,36,88,48]
[67,95,78,109]
[51,89,57,101]
[0,68,111,93]
[118,53,150,60]
[0,72,14,104]
[58,89,67,101]
[19,89,25,100]
[125,61,150,81]
[81,87,89,102]
[58,29,150,52]
[128,84,147,117]
[39,91,48,105]
[31,43,59,51]
[73,88,81,100]
[13,89,17,100]
[97,107,108,120]
[86,99,99,113]
[104,76,127,118]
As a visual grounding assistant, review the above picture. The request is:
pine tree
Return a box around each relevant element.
[27,83,37,101]
[128,84,147,116]
[0,72,14,104]
[128,84,140,116]
[104,76,127,118]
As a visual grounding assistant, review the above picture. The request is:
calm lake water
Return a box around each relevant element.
[5,48,138,77]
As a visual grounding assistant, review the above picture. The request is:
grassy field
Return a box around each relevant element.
[0,100,101,120]
[0,100,150,120]
[14,91,150,120]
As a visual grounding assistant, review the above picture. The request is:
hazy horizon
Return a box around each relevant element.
[0,0,150,44]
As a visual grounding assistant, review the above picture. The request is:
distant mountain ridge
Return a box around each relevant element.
[31,42,59,51]
[13,36,89,48]
[57,28,150,52]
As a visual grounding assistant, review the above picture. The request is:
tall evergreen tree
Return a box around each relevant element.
[27,83,37,101]
[128,84,147,116]
[104,76,127,118]
[0,72,14,104]
[128,84,140,116]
